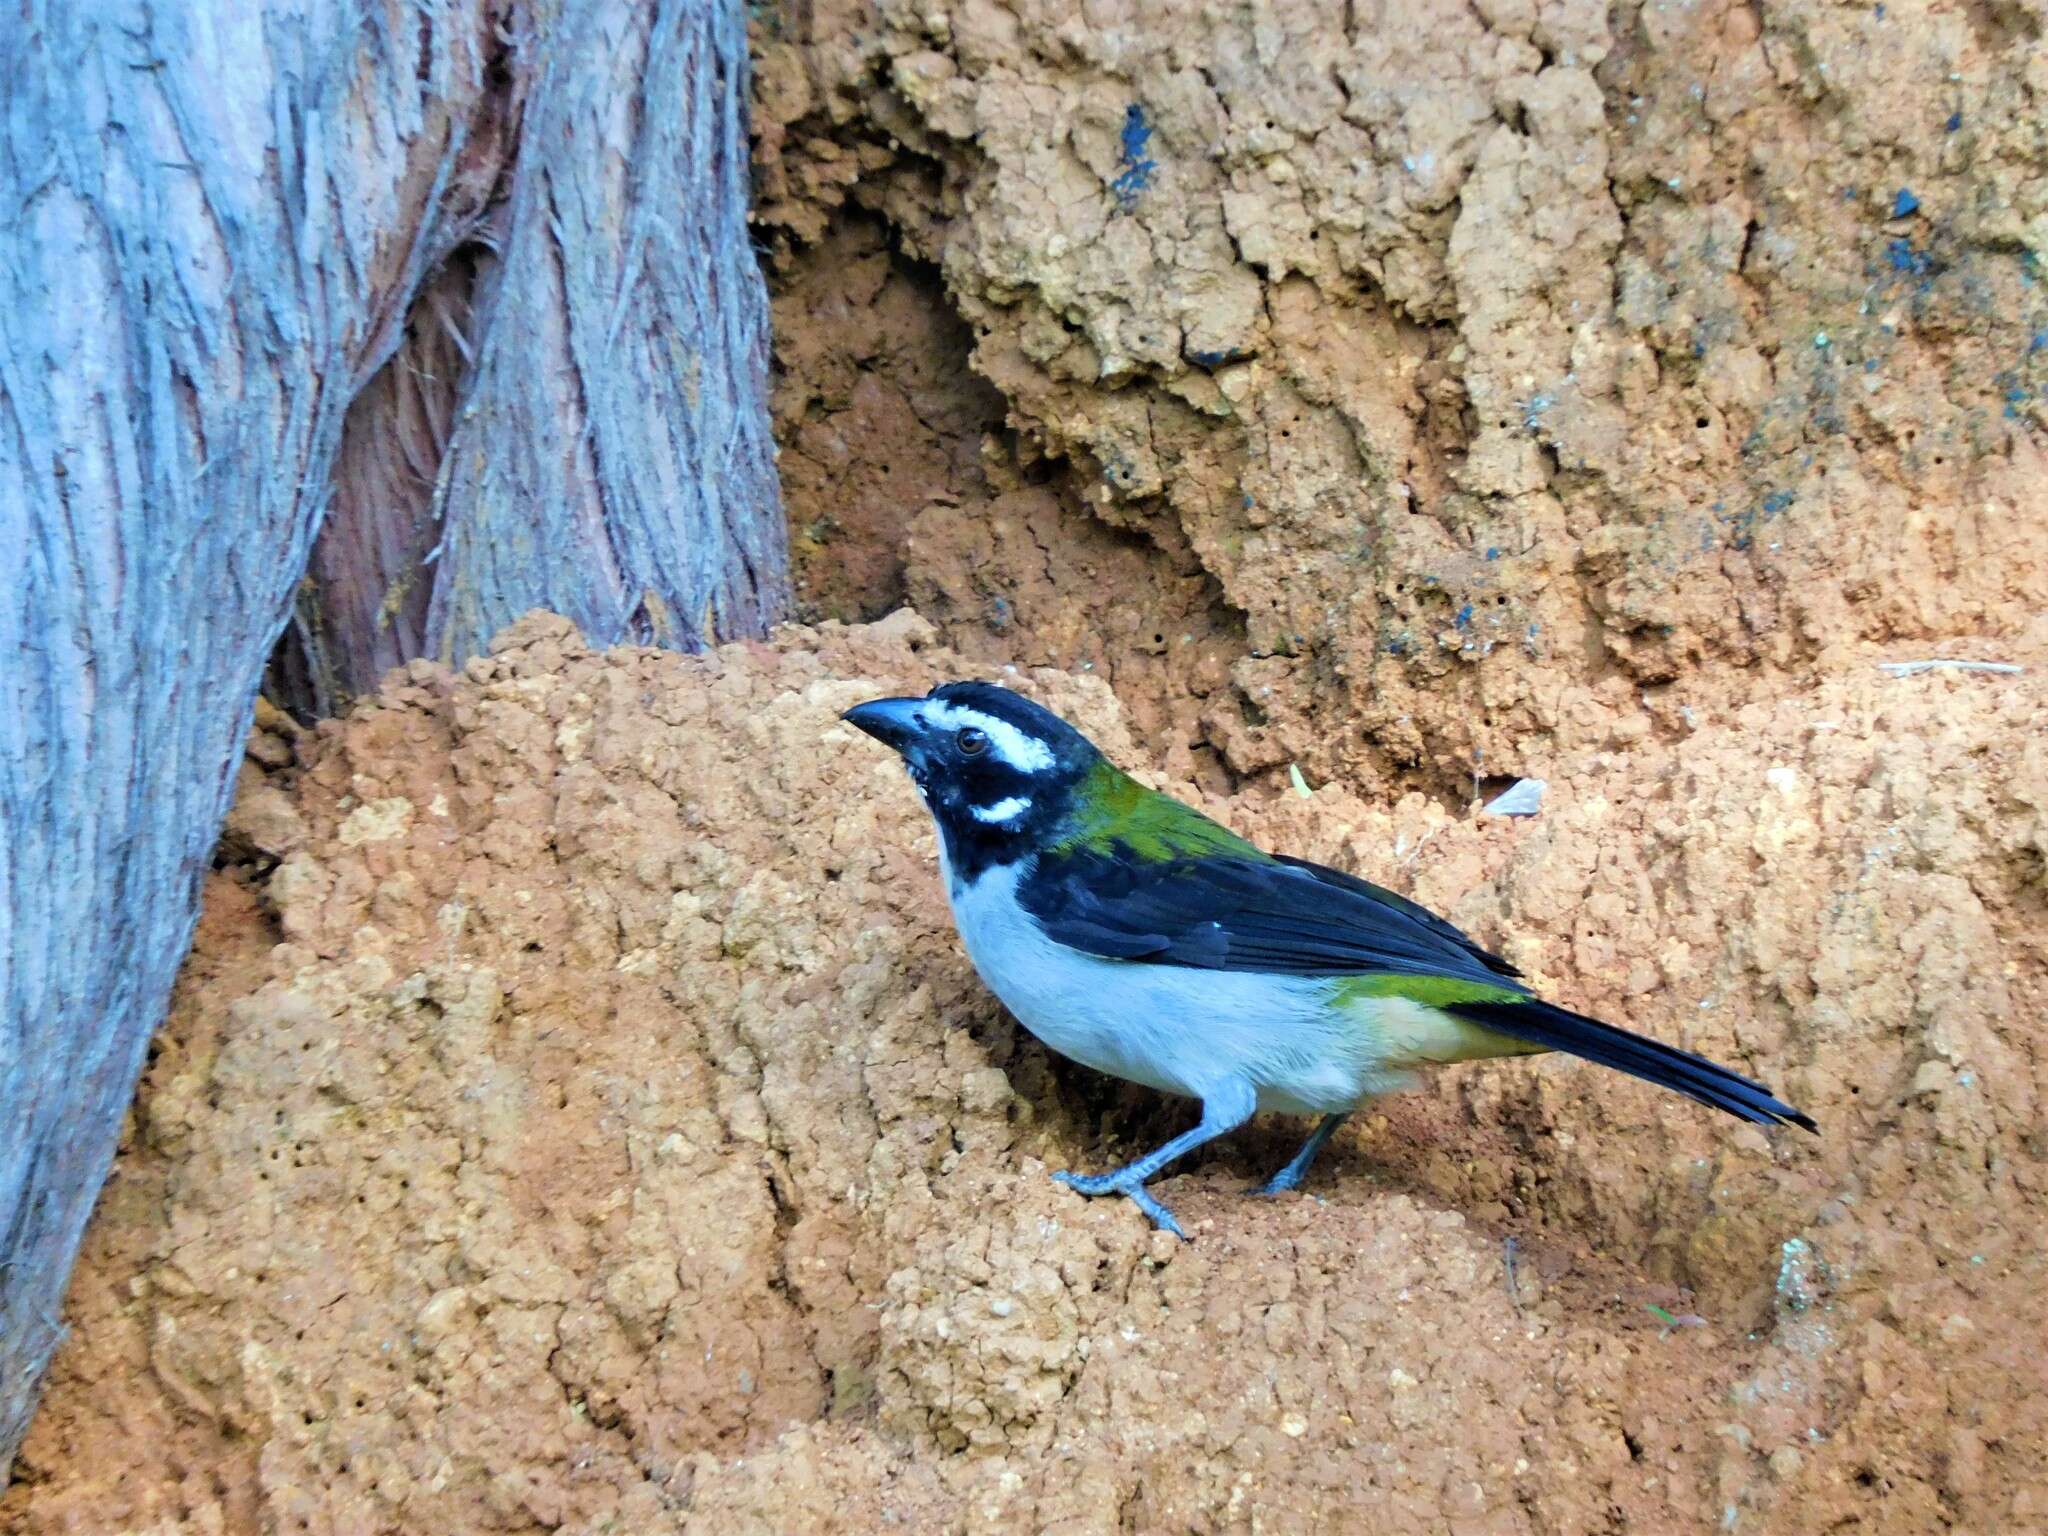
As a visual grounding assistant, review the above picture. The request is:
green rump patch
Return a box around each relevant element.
[1331,974,1527,1008]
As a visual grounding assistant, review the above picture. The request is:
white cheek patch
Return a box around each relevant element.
[924,702,1056,773]
[972,795,1032,825]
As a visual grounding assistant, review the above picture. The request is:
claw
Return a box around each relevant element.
[1050,1169,1187,1238]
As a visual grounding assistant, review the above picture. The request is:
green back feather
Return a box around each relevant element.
[1052,763,1529,1015]
[1050,760,1271,863]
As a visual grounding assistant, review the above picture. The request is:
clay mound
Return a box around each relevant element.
[8,612,2045,1533]
[757,0,2048,801]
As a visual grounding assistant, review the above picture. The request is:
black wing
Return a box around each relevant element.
[1018,846,1522,985]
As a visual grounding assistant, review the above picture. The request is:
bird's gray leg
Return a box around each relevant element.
[1254,1112,1350,1196]
[1052,1082,1256,1239]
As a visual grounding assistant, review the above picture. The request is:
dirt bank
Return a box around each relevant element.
[7,612,2044,1533]
[757,0,2048,803]
[10,0,2048,1527]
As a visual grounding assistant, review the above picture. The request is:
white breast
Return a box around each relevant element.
[940,855,1403,1114]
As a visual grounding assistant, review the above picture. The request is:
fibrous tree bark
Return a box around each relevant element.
[0,0,784,1478]
[274,0,785,713]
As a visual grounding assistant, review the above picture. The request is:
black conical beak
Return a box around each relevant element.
[842,696,927,754]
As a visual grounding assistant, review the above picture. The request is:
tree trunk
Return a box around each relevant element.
[271,0,785,714]
[0,0,783,1479]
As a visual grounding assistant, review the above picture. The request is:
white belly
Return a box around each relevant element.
[942,857,1417,1115]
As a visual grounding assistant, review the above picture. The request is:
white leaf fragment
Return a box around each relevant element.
[1878,659,2022,677]
[1482,778,1546,818]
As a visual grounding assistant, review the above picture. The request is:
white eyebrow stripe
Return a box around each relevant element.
[924,701,1055,773]
[972,795,1032,824]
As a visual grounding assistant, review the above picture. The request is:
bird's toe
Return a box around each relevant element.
[1050,1169,1187,1237]
[1050,1168,1120,1197]
[1125,1185,1186,1238]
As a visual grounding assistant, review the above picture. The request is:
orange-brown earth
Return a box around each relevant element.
[8,614,2045,1533]
[12,0,2048,1529]
[758,0,2048,798]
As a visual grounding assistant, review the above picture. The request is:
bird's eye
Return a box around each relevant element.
[956,727,989,757]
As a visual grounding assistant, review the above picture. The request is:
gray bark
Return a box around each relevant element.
[422,0,785,663]
[274,0,785,712]
[0,0,784,1478]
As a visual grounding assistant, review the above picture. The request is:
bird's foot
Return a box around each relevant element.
[1051,1169,1187,1239]
[1248,1112,1349,1198]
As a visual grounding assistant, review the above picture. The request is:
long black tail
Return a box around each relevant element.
[1451,999,1816,1132]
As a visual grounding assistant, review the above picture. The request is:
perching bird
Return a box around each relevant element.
[844,681,1815,1236]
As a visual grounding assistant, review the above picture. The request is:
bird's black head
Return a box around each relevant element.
[843,681,1100,880]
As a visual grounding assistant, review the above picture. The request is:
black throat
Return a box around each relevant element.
[919,764,1074,886]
